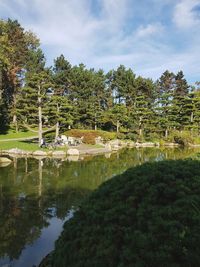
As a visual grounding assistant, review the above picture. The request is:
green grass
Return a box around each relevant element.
[0,130,37,140]
[0,140,68,152]
[0,140,46,151]
[83,144,104,148]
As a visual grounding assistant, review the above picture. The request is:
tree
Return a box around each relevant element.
[130,76,156,139]
[69,64,106,130]
[49,55,73,139]
[18,70,51,145]
[172,71,190,131]
[156,70,175,137]
[0,19,40,131]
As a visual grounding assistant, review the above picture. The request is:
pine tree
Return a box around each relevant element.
[156,70,175,137]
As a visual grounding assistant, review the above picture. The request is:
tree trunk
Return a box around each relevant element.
[55,121,59,141]
[38,159,43,208]
[116,120,120,133]
[12,94,18,132]
[190,112,194,123]
[0,68,2,101]
[55,103,60,141]
[139,128,142,137]
[25,157,28,173]
[94,112,97,131]
[139,116,142,137]
[165,129,168,138]
[38,85,42,147]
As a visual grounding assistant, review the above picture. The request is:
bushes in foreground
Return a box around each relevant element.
[51,160,200,267]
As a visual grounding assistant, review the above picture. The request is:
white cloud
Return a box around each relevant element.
[173,0,200,29]
[135,23,164,38]
[0,0,199,83]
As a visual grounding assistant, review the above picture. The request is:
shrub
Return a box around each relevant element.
[116,132,126,140]
[64,129,116,144]
[52,160,200,267]
[125,132,137,141]
[168,130,194,146]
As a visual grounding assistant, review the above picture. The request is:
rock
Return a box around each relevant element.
[164,142,179,147]
[104,153,111,158]
[0,157,12,163]
[67,155,79,161]
[135,142,156,147]
[33,151,48,156]
[112,145,120,151]
[67,148,79,156]
[8,148,27,155]
[120,140,128,147]
[141,142,156,147]
[95,136,103,145]
[61,134,68,144]
[127,141,135,148]
[52,151,66,157]
[104,143,112,151]
[0,157,12,167]
[109,139,121,146]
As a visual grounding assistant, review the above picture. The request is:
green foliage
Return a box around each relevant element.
[52,160,200,267]
[116,132,126,139]
[65,129,116,144]
[167,130,194,146]
[125,132,137,141]
[1,18,200,145]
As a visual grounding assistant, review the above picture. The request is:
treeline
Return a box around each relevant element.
[0,19,200,142]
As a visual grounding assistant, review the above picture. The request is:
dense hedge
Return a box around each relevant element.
[51,160,200,267]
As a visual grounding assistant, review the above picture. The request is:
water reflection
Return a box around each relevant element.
[0,147,200,267]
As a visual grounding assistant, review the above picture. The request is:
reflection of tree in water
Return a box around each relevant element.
[0,147,200,260]
[0,158,91,260]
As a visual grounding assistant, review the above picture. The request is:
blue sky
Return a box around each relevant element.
[0,0,200,83]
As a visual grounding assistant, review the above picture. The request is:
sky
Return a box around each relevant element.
[0,0,200,83]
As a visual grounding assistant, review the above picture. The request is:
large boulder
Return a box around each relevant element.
[109,139,121,146]
[7,148,27,155]
[52,151,66,158]
[67,148,79,156]
[95,136,103,145]
[0,157,12,167]
[104,143,112,151]
[33,150,48,156]
[67,155,79,161]
[0,157,12,164]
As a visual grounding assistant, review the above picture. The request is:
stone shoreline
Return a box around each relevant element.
[1,140,198,160]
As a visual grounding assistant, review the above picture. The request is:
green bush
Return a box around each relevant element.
[125,132,137,141]
[167,130,194,146]
[116,132,126,140]
[64,129,116,144]
[52,160,200,267]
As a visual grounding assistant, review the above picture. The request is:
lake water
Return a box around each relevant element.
[0,147,200,267]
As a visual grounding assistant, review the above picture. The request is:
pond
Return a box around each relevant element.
[0,147,200,267]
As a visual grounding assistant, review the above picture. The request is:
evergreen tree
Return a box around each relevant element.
[49,55,73,139]
[130,76,156,139]
[172,71,190,130]
[156,70,175,137]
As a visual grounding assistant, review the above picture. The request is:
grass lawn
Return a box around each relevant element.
[0,130,105,152]
[0,130,37,140]
[0,140,68,152]
[0,140,42,151]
